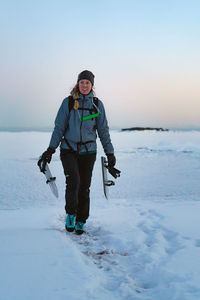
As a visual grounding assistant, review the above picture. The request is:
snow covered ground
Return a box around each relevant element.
[0,130,200,300]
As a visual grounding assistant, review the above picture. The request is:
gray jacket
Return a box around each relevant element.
[49,91,114,154]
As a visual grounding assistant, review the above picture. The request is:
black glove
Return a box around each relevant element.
[37,147,55,173]
[106,153,116,168]
[108,166,121,179]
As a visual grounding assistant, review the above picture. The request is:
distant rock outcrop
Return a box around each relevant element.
[121,127,169,132]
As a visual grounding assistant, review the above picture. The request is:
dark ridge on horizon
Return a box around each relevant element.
[121,127,169,132]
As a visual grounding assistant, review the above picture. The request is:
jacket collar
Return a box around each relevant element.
[78,91,94,101]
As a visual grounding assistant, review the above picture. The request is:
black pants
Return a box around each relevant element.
[60,151,96,223]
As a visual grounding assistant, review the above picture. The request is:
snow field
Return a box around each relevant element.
[0,130,200,299]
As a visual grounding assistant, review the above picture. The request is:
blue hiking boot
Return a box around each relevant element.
[65,214,76,232]
[75,221,85,235]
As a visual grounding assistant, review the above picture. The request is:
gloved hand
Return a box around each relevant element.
[106,153,116,168]
[37,147,55,173]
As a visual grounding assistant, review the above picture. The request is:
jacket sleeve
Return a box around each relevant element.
[49,98,69,149]
[96,100,114,154]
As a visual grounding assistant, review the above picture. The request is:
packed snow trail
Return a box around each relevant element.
[53,198,200,300]
[1,199,200,299]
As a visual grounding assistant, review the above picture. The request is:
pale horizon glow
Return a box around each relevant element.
[1,0,200,129]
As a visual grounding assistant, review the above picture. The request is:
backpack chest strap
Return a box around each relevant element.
[78,107,97,113]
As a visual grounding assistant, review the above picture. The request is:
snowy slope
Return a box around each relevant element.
[0,130,200,300]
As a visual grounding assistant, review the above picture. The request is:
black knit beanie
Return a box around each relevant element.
[77,70,95,86]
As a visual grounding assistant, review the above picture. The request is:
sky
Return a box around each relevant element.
[1,0,200,129]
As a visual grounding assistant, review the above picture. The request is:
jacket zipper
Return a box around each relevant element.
[79,95,85,151]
